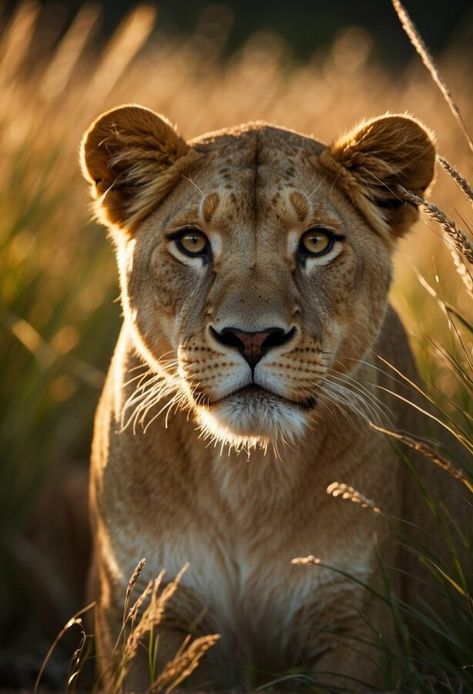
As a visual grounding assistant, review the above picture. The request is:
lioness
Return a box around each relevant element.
[80,106,441,690]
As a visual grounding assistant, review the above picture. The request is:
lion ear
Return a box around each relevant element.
[80,104,195,233]
[320,115,435,240]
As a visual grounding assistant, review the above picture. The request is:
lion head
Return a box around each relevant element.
[81,106,434,450]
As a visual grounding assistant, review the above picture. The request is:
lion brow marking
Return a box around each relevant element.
[289,191,310,222]
[201,192,220,223]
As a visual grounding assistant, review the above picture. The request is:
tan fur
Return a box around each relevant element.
[320,114,435,239]
[289,190,310,222]
[81,105,202,232]
[80,107,455,690]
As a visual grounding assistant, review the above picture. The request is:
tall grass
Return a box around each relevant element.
[383,4,472,687]
[32,561,219,693]
[0,0,472,690]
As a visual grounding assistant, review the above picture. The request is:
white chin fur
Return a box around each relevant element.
[195,390,309,452]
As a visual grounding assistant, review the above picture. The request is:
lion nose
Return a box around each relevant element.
[210,326,296,368]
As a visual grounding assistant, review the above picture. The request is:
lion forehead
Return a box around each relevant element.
[164,124,337,233]
[191,124,325,184]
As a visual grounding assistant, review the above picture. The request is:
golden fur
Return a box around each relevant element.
[80,105,452,690]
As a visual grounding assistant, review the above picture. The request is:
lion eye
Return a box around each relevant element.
[173,229,210,257]
[299,228,340,257]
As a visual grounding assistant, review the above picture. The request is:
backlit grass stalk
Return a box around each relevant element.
[437,155,473,207]
[146,634,220,693]
[371,424,473,492]
[33,602,95,694]
[398,185,473,293]
[391,0,473,153]
[89,563,219,693]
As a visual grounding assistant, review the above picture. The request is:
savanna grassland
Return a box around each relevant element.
[0,1,472,691]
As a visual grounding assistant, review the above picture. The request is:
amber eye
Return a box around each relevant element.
[299,228,340,257]
[172,229,210,258]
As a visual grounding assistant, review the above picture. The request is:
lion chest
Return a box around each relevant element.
[121,501,375,668]
[104,436,387,666]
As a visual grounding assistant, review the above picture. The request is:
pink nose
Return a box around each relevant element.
[210,326,296,368]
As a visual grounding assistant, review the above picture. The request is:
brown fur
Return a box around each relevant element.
[80,106,459,691]
[319,114,435,239]
[81,105,201,232]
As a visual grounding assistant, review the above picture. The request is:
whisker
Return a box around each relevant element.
[324,369,393,425]
[318,380,379,428]
[142,392,184,433]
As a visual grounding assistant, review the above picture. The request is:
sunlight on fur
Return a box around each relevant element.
[195,400,309,455]
[119,352,393,455]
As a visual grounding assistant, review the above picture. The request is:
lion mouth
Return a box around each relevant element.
[205,384,317,411]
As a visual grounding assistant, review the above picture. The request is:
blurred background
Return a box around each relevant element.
[3,0,473,65]
[0,0,472,689]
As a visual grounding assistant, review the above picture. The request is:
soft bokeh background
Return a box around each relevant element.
[0,0,472,688]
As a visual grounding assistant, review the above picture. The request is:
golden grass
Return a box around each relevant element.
[326,482,382,514]
[437,155,473,204]
[391,0,473,153]
[33,561,219,693]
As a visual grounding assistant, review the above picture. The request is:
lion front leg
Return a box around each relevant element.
[298,588,396,692]
[311,641,386,692]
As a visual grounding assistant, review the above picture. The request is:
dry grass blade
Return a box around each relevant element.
[291,555,321,566]
[126,579,154,625]
[33,602,95,694]
[449,248,473,295]
[391,0,473,153]
[374,356,473,452]
[124,574,181,661]
[416,272,473,334]
[326,482,382,514]
[66,628,89,691]
[371,424,473,493]
[111,565,189,690]
[107,563,221,692]
[123,557,147,618]
[437,155,473,207]
[397,188,473,263]
[398,185,473,293]
[146,634,220,693]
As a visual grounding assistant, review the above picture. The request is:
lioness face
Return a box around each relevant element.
[81,108,434,448]
[120,131,392,446]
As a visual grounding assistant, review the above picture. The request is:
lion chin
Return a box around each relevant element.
[195,386,311,451]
